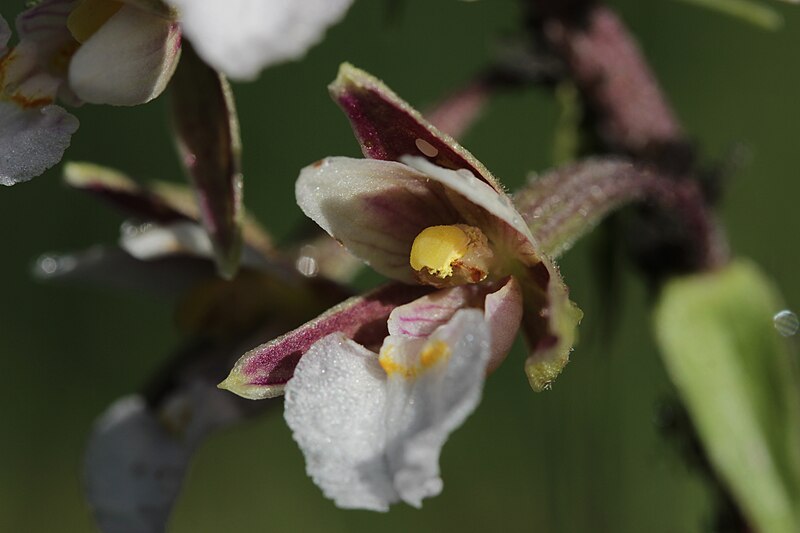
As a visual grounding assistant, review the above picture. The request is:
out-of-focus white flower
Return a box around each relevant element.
[0,3,79,185]
[166,0,355,80]
[0,0,355,183]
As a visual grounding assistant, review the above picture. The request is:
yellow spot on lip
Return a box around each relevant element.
[378,340,451,378]
[420,340,451,368]
[410,225,469,279]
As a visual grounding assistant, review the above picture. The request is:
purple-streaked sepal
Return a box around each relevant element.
[64,162,273,260]
[170,43,243,279]
[64,162,192,224]
[219,283,432,399]
[329,63,504,192]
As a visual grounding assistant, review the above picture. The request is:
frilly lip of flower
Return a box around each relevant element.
[283,307,494,511]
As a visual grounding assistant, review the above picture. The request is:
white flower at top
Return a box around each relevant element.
[0,0,355,184]
[166,0,354,81]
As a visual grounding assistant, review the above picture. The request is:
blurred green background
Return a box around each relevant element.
[1,0,799,531]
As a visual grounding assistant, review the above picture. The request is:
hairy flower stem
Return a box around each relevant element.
[524,0,726,283]
[513,158,723,269]
[523,1,745,529]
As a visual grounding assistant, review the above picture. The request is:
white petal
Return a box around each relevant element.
[284,333,396,511]
[382,309,491,507]
[286,309,491,511]
[296,157,458,282]
[167,0,353,80]
[84,388,241,533]
[0,101,78,185]
[69,5,181,106]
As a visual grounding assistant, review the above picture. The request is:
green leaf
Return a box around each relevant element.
[655,260,800,532]
[672,0,784,30]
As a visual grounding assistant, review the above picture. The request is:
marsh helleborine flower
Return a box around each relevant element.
[0,0,354,184]
[221,64,582,511]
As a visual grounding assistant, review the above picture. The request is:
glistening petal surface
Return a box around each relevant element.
[0,102,78,185]
[284,333,393,511]
[285,309,490,510]
[382,309,491,507]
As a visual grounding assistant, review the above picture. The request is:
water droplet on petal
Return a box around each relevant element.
[34,253,78,278]
[296,245,319,277]
[296,256,318,277]
[774,310,799,337]
[36,255,58,275]
[120,220,153,238]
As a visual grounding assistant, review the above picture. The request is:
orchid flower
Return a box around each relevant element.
[0,0,354,184]
[221,64,582,511]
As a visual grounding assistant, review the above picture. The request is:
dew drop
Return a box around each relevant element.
[296,245,319,277]
[36,255,58,275]
[120,220,153,238]
[34,253,78,278]
[415,138,439,158]
[774,310,799,337]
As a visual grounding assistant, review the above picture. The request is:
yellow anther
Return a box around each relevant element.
[420,340,451,368]
[409,225,469,279]
[67,0,123,44]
